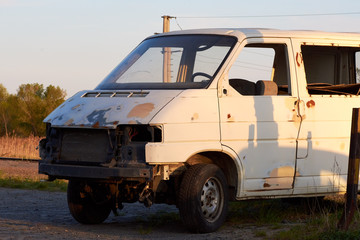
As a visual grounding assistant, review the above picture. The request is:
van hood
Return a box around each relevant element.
[44,90,182,128]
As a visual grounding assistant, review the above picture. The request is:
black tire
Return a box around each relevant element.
[67,180,111,224]
[178,164,229,233]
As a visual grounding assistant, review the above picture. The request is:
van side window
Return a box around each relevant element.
[302,45,360,95]
[228,44,290,95]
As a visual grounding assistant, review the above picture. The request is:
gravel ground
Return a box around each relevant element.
[0,187,275,240]
[0,160,277,239]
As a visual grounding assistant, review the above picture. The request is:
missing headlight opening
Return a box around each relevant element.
[40,124,162,166]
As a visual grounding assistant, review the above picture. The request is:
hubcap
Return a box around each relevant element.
[200,177,223,222]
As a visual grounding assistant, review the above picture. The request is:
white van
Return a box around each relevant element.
[39,28,360,233]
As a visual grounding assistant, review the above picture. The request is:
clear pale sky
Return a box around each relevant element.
[1,0,360,97]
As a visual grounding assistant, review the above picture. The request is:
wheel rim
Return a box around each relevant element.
[200,177,224,222]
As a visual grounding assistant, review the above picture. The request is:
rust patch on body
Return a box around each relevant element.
[306,100,315,108]
[227,113,235,121]
[64,119,74,126]
[269,166,294,178]
[340,142,345,151]
[263,166,300,190]
[72,104,81,110]
[296,52,303,67]
[191,113,199,121]
[127,103,155,118]
[92,122,100,128]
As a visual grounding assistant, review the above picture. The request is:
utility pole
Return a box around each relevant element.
[162,15,174,33]
[161,16,175,82]
[338,108,360,230]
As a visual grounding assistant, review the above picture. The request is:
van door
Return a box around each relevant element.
[292,40,360,194]
[219,38,300,197]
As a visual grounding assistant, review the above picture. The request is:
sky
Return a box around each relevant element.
[1,0,360,98]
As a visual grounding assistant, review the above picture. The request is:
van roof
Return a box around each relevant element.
[152,28,360,41]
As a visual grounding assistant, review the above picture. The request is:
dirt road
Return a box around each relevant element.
[0,187,271,240]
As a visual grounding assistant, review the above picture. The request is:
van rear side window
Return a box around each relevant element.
[302,45,360,95]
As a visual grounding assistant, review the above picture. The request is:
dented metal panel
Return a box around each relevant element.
[44,90,182,128]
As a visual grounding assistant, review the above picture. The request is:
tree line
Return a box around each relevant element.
[0,83,66,137]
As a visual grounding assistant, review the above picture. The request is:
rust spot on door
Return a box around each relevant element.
[227,113,235,121]
[269,166,294,178]
[306,100,315,108]
[263,166,299,189]
[191,113,199,121]
[127,103,155,118]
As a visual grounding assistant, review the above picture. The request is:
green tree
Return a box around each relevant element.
[16,83,66,136]
[4,95,22,136]
[44,85,67,115]
[16,83,45,136]
[0,83,66,137]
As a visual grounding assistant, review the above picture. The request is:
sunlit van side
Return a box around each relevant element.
[39,28,360,233]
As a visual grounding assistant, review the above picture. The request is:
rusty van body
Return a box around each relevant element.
[39,28,360,232]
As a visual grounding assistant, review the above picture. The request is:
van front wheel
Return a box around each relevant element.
[178,164,228,233]
[67,180,112,224]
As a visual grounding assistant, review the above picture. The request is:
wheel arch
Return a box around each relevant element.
[185,151,239,200]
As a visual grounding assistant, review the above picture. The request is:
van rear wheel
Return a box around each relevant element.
[67,180,112,224]
[178,164,228,233]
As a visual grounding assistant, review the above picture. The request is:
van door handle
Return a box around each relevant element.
[294,100,305,117]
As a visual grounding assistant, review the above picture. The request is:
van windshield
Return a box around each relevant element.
[96,35,236,90]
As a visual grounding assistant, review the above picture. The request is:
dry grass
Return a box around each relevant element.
[0,135,41,159]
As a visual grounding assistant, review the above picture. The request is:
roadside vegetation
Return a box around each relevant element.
[0,82,66,191]
[227,197,360,239]
[0,171,67,192]
[0,135,40,159]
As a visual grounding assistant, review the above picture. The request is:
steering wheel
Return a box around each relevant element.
[191,72,212,82]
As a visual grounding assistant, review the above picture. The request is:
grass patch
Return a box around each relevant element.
[254,230,267,237]
[273,210,360,240]
[0,173,67,192]
[227,196,360,239]
[227,198,308,226]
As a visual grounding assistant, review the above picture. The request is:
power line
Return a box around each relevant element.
[174,18,183,30]
[177,12,360,19]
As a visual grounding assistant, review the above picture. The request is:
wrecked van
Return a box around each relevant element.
[39,28,360,233]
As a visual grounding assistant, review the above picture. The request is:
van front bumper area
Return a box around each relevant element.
[39,162,152,180]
